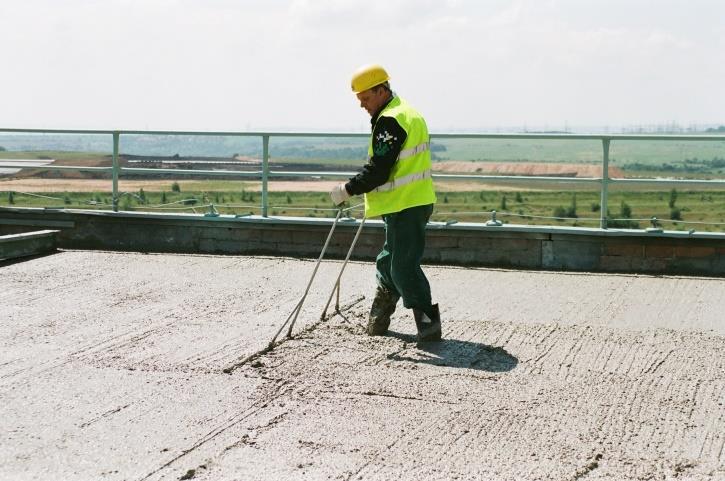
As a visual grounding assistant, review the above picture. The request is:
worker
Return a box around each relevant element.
[329,64,441,342]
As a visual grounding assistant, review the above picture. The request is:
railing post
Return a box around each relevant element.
[261,134,269,217]
[600,138,610,229]
[112,131,120,212]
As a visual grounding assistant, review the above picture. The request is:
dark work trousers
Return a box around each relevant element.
[376,203,434,313]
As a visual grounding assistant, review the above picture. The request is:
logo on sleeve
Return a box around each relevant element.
[374,130,398,156]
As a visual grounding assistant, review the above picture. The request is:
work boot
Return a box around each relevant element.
[414,304,442,342]
[367,286,400,335]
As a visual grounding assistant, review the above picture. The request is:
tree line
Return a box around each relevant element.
[624,156,725,173]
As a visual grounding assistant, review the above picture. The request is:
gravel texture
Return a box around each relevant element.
[1,250,724,481]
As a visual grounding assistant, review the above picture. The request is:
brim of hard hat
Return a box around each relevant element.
[352,79,389,94]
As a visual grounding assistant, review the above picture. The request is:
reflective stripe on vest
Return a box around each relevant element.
[367,141,429,162]
[373,168,432,193]
[398,141,429,160]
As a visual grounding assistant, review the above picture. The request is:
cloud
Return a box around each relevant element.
[486,1,524,27]
[287,0,461,30]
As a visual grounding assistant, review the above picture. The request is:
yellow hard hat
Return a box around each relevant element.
[351,64,390,93]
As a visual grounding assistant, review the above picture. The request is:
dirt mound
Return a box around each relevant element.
[433,161,624,178]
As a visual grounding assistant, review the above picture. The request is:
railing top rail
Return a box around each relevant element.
[0,128,369,138]
[430,133,725,141]
[1,127,724,142]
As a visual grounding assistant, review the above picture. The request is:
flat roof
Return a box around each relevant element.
[2,251,724,480]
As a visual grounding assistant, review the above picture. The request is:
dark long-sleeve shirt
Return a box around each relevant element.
[345,96,407,196]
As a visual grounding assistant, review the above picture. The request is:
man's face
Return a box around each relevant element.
[356,86,389,117]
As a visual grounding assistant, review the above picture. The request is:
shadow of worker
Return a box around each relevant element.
[386,331,518,373]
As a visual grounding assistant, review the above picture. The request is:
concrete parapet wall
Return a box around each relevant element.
[0,229,59,261]
[2,207,725,276]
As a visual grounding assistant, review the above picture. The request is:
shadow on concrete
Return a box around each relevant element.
[386,331,518,372]
[0,251,58,268]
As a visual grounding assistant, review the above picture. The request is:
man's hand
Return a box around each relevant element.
[330,183,350,206]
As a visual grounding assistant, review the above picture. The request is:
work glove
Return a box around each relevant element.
[330,183,351,206]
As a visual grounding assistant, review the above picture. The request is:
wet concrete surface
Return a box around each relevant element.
[1,250,724,480]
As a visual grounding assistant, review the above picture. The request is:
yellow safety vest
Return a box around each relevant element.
[364,96,436,218]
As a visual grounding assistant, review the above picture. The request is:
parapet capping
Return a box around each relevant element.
[2,206,725,276]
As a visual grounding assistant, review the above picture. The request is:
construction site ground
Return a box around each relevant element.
[2,250,724,481]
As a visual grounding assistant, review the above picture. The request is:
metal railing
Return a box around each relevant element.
[1,127,724,229]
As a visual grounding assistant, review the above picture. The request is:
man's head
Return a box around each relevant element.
[356,82,392,117]
[351,64,393,117]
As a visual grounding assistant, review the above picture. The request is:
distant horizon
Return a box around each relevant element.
[2,122,725,136]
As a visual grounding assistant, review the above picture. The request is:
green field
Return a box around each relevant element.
[432,138,725,164]
[2,142,725,232]
[0,151,111,162]
[3,135,725,172]
[3,186,725,232]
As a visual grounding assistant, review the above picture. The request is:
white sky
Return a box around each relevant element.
[1,0,723,132]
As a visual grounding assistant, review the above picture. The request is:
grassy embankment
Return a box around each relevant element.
[2,140,725,231]
[3,182,725,231]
